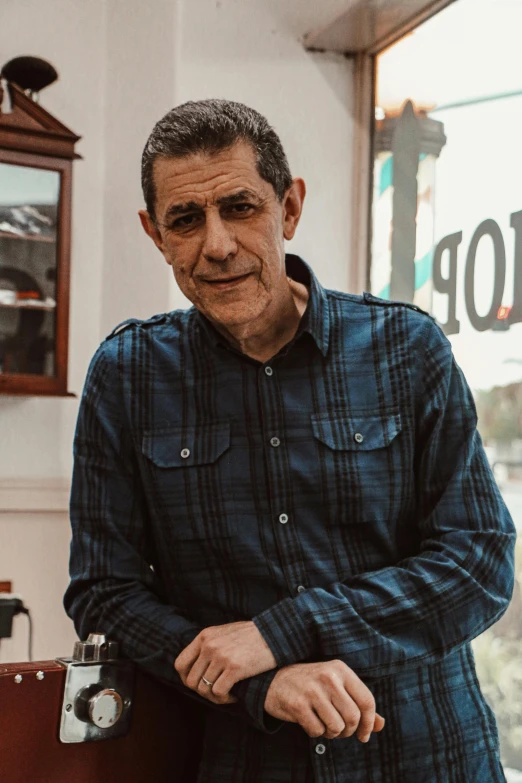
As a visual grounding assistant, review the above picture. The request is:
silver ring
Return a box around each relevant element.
[201,676,215,688]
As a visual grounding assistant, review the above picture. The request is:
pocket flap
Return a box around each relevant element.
[311,412,401,451]
[142,422,230,467]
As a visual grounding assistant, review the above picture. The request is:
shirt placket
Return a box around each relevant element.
[259,357,339,783]
[310,738,338,783]
[258,360,308,599]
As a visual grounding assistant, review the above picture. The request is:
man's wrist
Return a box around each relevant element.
[231,669,284,734]
[253,596,314,666]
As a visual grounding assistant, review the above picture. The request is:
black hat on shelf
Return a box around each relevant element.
[1,56,58,103]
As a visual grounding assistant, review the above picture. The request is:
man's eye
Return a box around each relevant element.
[228,203,254,215]
[172,214,201,230]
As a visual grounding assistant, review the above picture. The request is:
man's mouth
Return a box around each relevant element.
[202,273,252,290]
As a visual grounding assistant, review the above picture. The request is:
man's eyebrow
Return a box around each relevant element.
[216,190,261,206]
[164,190,262,221]
[164,201,203,219]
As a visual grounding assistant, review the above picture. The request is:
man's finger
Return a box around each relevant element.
[200,660,226,689]
[329,691,362,740]
[373,713,385,732]
[196,662,226,699]
[297,707,327,738]
[185,654,213,690]
[340,667,376,742]
[197,675,217,698]
[311,695,348,739]
[209,668,239,699]
[174,640,201,681]
[196,687,239,706]
[354,696,376,742]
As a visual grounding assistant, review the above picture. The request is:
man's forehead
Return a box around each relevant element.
[153,142,269,213]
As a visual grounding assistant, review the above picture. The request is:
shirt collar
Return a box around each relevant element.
[195,253,330,358]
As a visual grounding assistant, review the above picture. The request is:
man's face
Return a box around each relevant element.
[139,141,304,330]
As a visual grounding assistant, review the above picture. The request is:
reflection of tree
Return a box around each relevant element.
[475,382,522,443]
[474,540,522,770]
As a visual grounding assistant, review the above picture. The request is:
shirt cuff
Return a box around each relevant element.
[252,595,316,667]
[230,669,284,734]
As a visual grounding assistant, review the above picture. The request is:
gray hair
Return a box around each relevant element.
[141,99,293,220]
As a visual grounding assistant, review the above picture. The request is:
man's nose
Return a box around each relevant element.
[202,211,238,262]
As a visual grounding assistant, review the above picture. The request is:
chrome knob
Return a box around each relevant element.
[88,688,123,729]
[72,632,119,662]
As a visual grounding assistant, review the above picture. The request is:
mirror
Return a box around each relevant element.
[0,162,60,376]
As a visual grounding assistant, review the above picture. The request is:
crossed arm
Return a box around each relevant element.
[64,321,516,736]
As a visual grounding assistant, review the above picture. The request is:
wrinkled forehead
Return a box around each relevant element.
[152,141,271,218]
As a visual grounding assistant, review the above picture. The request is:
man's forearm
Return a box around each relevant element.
[251,523,514,679]
[65,575,284,732]
[65,575,202,679]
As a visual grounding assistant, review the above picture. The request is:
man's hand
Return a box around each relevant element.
[264,660,385,743]
[174,620,277,703]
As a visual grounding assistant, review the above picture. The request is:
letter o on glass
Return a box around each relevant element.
[464,219,506,332]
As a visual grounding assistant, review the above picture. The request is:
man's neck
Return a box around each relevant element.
[211,278,310,363]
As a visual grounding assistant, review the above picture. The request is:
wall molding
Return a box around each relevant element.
[0,478,70,513]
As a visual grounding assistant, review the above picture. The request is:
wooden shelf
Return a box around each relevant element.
[0,301,56,311]
[0,230,56,243]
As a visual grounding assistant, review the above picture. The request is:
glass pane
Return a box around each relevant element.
[372,1,522,776]
[0,162,60,376]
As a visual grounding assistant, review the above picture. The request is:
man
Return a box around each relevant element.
[65,99,515,782]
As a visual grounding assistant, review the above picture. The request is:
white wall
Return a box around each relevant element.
[100,0,177,336]
[0,510,76,662]
[0,0,107,481]
[1,0,109,663]
[0,0,355,662]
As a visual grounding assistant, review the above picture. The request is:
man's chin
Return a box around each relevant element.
[201,302,266,331]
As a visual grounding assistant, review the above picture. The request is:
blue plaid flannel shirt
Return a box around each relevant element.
[65,254,516,782]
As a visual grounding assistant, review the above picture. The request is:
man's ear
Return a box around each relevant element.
[139,209,165,252]
[282,178,306,241]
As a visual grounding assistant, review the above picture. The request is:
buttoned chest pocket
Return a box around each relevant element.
[311,411,402,524]
[141,422,237,539]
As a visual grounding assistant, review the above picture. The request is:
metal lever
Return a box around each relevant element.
[72,632,119,663]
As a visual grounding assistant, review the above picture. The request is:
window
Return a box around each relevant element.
[371,0,522,774]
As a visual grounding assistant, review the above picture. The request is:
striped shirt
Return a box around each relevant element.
[65,254,515,782]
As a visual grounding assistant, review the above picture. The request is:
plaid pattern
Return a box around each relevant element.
[65,254,515,782]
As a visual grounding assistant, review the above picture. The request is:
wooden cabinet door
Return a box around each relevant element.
[0,659,204,783]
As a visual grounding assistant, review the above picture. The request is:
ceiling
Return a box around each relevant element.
[302,0,457,55]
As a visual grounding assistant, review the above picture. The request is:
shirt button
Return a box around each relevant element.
[180,448,191,459]
[297,585,306,593]
[279,513,288,524]
[315,743,326,755]
[264,366,273,376]
[354,433,364,444]
[270,437,280,448]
